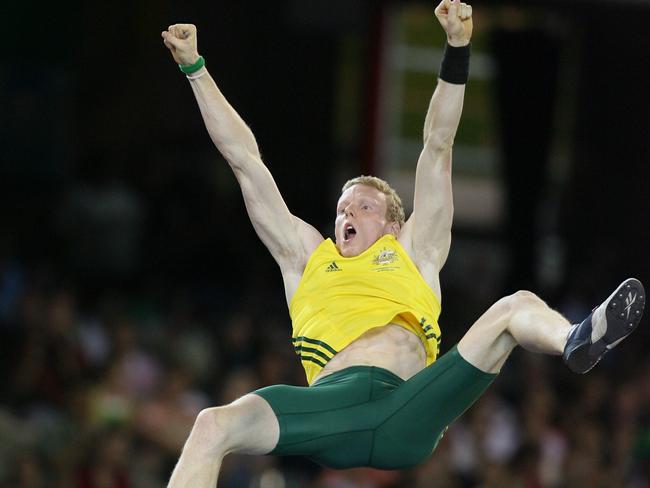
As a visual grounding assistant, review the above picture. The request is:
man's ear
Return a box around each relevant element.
[387,221,400,237]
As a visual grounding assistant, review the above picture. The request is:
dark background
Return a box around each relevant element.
[1,1,649,487]
[3,0,649,298]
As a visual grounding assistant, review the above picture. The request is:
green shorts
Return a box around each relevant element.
[254,345,496,470]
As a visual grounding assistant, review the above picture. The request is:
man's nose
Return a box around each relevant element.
[345,206,355,217]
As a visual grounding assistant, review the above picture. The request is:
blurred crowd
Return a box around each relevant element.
[0,259,649,488]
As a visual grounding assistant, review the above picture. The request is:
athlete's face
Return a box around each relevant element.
[335,184,399,257]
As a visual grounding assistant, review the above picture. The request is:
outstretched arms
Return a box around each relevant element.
[401,0,472,295]
[161,25,323,282]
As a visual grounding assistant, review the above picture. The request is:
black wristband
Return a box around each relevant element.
[439,43,470,85]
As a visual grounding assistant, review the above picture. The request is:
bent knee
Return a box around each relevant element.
[506,290,545,312]
[483,291,541,320]
[478,290,545,336]
[193,407,231,443]
[196,406,226,426]
[505,290,549,332]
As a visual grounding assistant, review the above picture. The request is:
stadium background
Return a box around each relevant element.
[1,0,649,486]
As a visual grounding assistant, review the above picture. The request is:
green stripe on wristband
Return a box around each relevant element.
[179,56,205,74]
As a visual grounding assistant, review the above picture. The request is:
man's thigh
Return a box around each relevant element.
[253,368,391,468]
[226,393,280,455]
[252,356,495,470]
[457,295,517,373]
[372,345,496,468]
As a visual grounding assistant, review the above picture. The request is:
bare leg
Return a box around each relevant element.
[167,393,279,487]
[458,290,572,374]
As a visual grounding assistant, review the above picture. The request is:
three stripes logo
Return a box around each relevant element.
[325,261,342,272]
[420,317,441,355]
[292,336,338,368]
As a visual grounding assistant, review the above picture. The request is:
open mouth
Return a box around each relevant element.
[344,224,356,241]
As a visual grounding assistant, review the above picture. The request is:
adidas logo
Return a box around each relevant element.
[325,261,342,272]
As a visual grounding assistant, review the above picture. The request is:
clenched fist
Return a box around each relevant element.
[161,24,201,66]
[435,0,473,47]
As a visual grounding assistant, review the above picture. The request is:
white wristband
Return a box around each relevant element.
[186,70,208,81]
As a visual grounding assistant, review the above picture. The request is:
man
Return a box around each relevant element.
[161,1,645,485]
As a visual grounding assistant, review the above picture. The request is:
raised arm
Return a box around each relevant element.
[161,25,323,280]
[401,0,473,295]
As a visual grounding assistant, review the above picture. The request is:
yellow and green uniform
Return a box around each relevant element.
[290,234,441,384]
[255,234,496,470]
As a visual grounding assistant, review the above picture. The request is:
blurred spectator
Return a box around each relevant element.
[137,365,207,454]
[76,427,132,488]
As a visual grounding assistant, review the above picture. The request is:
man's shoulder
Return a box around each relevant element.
[304,235,328,258]
[396,223,442,299]
[396,220,415,259]
[292,216,325,261]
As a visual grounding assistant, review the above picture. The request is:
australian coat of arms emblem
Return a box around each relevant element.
[373,248,399,266]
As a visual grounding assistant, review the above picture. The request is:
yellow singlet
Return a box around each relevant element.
[290,234,442,384]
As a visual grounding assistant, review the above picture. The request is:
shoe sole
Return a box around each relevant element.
[567,278,645,374]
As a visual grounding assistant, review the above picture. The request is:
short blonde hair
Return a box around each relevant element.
[341,175,405,227]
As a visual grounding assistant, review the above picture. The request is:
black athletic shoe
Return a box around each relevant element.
[563,278,645,374]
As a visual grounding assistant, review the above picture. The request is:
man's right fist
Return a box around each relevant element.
[162,24,200,66]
